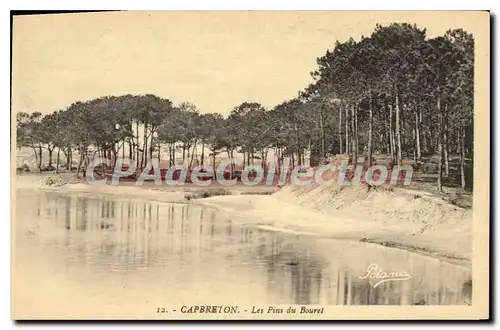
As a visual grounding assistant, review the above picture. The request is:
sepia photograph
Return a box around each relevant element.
[10,10,490,320]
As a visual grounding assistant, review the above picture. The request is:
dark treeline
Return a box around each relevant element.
[16,23,473,191]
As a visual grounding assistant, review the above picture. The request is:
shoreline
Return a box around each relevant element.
[14,173,472,268]
[195,194,471,268]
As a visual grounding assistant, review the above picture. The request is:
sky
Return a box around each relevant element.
[12,11,486,116]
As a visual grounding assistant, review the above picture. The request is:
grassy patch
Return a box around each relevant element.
[240,191,274,196]
[16,164,30,173]
[185,188,231,200]
[444,194,472,209]
[43,175,66,187]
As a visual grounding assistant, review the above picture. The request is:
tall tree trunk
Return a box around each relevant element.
[339,106,343,154]
[189,141,197,168]
[308,139,315,167]
[319,107,325,161]
[351,103,357,166]
[437,96,443,192]
[367,92,373,167]
[168,144,171,166]
[201,142,205,165]
[395,90,402,165]
[443,103,450,177]
[421,106,428,153]
[389,100,395,160]
[142,131,148,169]
[212,150,216,179]
[56,148,61,174]
[345,107,349,155]
[401,104,408,149]
[415,104,421,160]
[112,149,118,169]
[383,99,390,155]
[135,122,140,163]
[129,140,133,160]
[48,147,53,167]
[294,122,301,166]
[355,105,359,154]
[65,149,70,172]
[230,149,235,179]
[460,127,466,190]
[225,150,232,179]
[385,115,391,155]
[76,151,84,179]
[172,144,176,166]
[38,145,43,171]
[149,133,154,161]
[168,145,172,166]
[31,146,39,171]
[413,117,417,165]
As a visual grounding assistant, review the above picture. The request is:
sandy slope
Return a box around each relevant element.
[14,174,188,203]
[196,181,472,266]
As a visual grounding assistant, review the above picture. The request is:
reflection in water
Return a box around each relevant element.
[15,189,472,306]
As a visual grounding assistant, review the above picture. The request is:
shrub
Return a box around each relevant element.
[44,176,56,186]
[42,175,67,187]
[185,188,231,200]
[241,191,273,195]
[16,164,31,173]
[41,165,56,172]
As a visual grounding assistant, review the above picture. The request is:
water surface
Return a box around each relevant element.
[13,189,472,316]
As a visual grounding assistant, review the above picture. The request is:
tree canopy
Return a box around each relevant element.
[16,23,474,190]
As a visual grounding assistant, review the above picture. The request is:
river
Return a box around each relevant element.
[13,189,472,317]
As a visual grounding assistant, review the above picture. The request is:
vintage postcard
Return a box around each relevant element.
[10,11,490,320]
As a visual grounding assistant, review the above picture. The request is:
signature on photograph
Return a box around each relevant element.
[359,264,412,288]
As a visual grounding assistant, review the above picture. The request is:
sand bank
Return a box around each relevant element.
[195,181,472,267]
[14,173,188,203]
